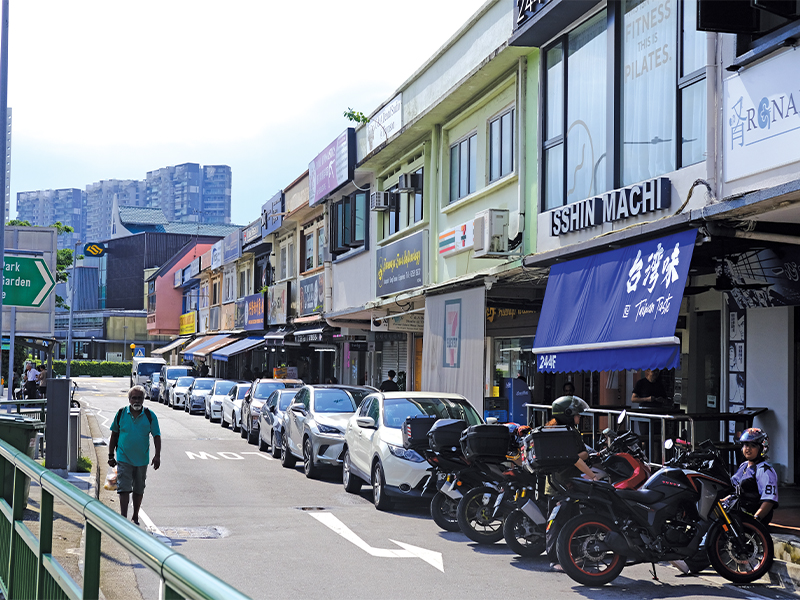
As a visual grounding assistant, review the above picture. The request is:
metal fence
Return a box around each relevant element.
[0,439,251,600]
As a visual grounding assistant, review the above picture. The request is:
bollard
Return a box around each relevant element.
[68,407,81,472]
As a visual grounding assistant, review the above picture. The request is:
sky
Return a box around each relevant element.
[8,0,490,227]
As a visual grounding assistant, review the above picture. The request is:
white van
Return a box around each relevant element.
[131,357,166,388]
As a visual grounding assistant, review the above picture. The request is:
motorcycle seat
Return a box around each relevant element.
[616,488,664,504]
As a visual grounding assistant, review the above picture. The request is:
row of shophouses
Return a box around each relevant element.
[135,0,800,484]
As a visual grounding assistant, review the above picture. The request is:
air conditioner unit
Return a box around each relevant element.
[370,191,391,211]
[473,209,509,258]
[397,173,422,192]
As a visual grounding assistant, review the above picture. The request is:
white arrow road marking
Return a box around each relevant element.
[309,511,444,572]
[241,451,274,461]
[33,261,54,305]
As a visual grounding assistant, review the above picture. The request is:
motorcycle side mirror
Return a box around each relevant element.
[486,417,499,424]
[664,439,674,450]
[617,410,627,426]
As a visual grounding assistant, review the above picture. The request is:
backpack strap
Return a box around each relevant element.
[114,407,153,428]
[144,407,153,425]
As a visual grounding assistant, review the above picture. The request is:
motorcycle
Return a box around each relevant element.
[553,438,774,586]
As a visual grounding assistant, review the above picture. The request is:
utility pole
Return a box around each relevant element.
[0,0,11,395]
[65,240,81,378]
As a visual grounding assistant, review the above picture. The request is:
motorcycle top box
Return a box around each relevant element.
[428,419,467,453]
[522,425,584,473]
[460,424,512,463]
[402,415,437,450]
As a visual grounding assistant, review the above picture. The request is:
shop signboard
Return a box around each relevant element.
[244,293,265,331]
[725,49,800,181]
[173,270,182,287]
[387,313,424,333]
[222,230,242,265]
[298,273,324,315]
[190,257,201,278]
[201,249,212,270]
[179,312,196,335]
[294,331,324,343]
[182,266,192,284]
[221,303,236,331]
[234,298,246,330]
[376,230,427,296]
[308,128,356,206]
[242,221,261,247]
[363,95,402,155]
[211,241,223,270]
[444,299,462,368]
[268,282,289,325]
[439,220,474,256]
[262,191,285,236]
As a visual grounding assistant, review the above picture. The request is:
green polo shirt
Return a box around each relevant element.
[111,406,161,467]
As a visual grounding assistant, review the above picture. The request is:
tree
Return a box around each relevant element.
[6,219,76,309]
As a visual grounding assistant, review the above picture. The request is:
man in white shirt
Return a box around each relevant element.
[24,362,40,399]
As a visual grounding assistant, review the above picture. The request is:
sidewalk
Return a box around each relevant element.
[769,485,800,591]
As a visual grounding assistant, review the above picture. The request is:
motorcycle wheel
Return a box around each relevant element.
[707,514,773,584]
[684,554,710,574]
[556,514,626,586]
[503,509,546,557]
[430,491,461,532]
[456,486,504,544]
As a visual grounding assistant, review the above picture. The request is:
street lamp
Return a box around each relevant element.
[91,336,95,361]
[65,239,82,379]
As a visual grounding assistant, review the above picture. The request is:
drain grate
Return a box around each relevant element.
[296,506,328,512]
[157,526,228,539]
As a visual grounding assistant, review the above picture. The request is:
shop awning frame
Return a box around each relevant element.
[152,336,191,356]
[182,335,227,360]
[192,335,240,359]
[212,336,266,362]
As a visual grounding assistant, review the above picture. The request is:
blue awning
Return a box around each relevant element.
[183,334,228,361]
[533,229,697,373]
[212,336,265,362]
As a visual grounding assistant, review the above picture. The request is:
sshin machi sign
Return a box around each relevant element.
[550,177,670,236]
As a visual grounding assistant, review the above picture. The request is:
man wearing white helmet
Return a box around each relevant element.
[731,428,779,523]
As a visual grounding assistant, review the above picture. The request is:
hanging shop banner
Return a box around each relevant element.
[298,273,324,315]
[533,229,697,373]
[261,191,285,236]
[308,128,356,206]
[179,312,197,335]
[268,282,289,325]
[439,219,474,256]
[376,230,427,296]
[718,245,800,308]
[222,230,242,265]
[724,49,800,182]
[244,293,265,331]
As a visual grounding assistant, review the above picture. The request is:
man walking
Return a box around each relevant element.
[108,386,161,525]
[379,370,400,392]
[24,362,40,399]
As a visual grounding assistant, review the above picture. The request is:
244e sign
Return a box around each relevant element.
[2,257,56,307]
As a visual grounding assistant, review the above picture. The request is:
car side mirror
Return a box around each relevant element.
[291,404,306,414]
[356,416,376,429]
[269,405,277,413]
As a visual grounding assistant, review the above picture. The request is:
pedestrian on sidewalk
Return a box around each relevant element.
[37,364,48,398]
[379,370,399,392]
[24,362,40,399]
[108,386,161,526]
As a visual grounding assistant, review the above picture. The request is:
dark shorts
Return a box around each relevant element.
[116,461,148,495]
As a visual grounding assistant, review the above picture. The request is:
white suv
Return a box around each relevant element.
[343,392,482,510]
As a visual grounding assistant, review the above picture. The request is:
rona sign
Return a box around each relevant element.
[3,257,56,307]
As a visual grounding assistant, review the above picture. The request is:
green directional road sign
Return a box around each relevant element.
[3,256,56,307]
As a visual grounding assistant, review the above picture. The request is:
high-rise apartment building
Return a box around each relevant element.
[85,179,145,242]
[202,165,232,224]
[16,188,85,249]
[146,162,230,223]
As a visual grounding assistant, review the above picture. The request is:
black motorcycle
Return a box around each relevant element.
[554,439,774,586]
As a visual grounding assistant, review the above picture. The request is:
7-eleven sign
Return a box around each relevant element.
[443,299,461,368]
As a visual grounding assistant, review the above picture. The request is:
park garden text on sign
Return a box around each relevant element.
[3,257,56,307]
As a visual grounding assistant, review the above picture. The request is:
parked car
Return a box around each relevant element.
[158,365,195,404]
[281,385,372,478]
[258,388,300,457]
[241,379,303,444]
[169,376,195,409]
[186,377,216,415]
[206,379,237,422]
[343,392,482,510]
[145,372,162,402]
[221,382,250,431]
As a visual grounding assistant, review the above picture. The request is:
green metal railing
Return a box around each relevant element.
[0,439,251,600]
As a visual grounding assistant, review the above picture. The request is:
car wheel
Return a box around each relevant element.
[280,438,296,468]
[343,449,361,493]
[372,461,393,511]
[204,404,210,419]
[240,421,247,438]
[247,425,258,445]
[271,432,281,459]
[232,414,240,433]
[221,410,229,428]
[303,437,319,479]
[258,431,269,452]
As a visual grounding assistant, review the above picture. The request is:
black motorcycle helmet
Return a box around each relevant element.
[739,427,769,459]
[551,395,589,426]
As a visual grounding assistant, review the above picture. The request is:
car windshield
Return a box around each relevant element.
[254,382,285,399]
[382,397,482,429]
[342,388,370,407]
[167,368,190,380]
[194,379,214,390]
[138,363,162,376]
[176,377,194,386]
[278,391,298,411]
[213,381,236,395]
[313,389,358,413]
[237,386,249,399]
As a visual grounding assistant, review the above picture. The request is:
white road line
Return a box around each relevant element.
[241,451,274,461]
[138,509,164,537]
